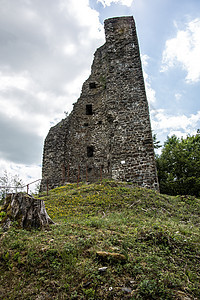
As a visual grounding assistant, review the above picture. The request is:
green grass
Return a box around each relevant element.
[0,180,200,299]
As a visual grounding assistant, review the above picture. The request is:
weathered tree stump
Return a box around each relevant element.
[0,193,54,230]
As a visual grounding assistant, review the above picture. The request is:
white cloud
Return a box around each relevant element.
[151,109,200,137]
[141,54,156,103]
[0,0,104,164]
[0,0,105,184]
[161,18,200,83]
[64,70,90,99]
[0,71,31,91]
[63,43,77,56]
[168,130,187,139]
[0,159,41,193]
[97,0,133,8]
[0,70,67,137]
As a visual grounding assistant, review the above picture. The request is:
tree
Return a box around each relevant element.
[156,132,200,196]
[153,133,162,150]
[0,171,24,204]
[0,171,9,202]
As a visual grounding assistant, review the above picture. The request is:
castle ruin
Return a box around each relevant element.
[41,16,159,191]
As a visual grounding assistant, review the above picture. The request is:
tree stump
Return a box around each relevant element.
[0,193,54,230]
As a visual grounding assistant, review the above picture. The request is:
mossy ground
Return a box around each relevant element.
[0,180,200,299]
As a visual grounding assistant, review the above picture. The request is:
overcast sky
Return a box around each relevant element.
[1,0,200,186]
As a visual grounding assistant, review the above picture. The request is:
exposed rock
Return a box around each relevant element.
[41,16,159,192]
[96,251,127,262]
[122,287,132,294]
[98,267,108,272]
[83,281,92,288]
[175,290,193,300]
[0,193,54,230]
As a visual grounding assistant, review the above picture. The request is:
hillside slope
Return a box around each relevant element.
[0,180,200,299]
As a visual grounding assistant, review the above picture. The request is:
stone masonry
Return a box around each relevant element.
[41,16,159,191]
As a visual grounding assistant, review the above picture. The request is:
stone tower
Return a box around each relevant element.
[41,16,159,191]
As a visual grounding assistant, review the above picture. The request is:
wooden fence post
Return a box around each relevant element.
[77,165,80,187]
[46,179,49,196]
[62,164,65,185]
[67,164,70,182]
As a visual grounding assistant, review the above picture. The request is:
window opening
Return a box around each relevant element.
[89,82,97,89]
[107,161,110,172]
[87,146,94,157]
[86,104,93,115]
[88,167,92,173]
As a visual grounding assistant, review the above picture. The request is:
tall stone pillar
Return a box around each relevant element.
[41,16,159,191]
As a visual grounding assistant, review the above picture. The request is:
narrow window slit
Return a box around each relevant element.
[88,167,92,173]
[86,104,93,115]
[89,82,97,89]
[87,146,94,157]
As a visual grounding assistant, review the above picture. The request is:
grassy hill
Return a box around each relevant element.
[0,180,200,299]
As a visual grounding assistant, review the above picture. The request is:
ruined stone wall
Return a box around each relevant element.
[41,16,159,191]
